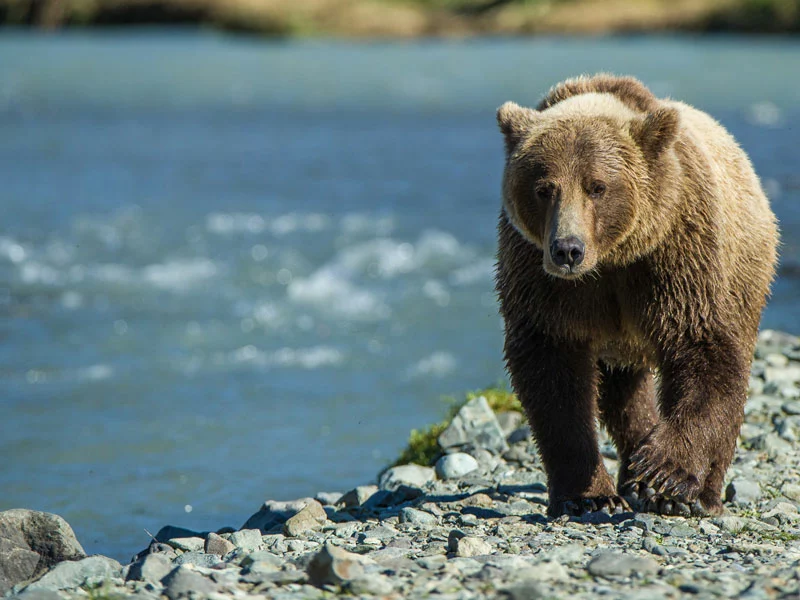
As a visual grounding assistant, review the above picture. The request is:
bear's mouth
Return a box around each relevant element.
[542,256,593,280]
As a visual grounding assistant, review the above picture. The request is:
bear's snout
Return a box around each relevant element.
[550,236,585,269]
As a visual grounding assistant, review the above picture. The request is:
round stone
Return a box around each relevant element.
[435,453,479,480]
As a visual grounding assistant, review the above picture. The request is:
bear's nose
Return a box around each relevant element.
[550,237,585,268]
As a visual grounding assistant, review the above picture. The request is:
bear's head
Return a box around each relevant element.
[497,92,680,279]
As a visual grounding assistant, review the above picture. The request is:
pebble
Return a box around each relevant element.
[587,552,659,578]
[435,452,479,479]
[399,507,438,527]
[725,479,762,506]
[307,542,368,586]
[228,528,262,552]
[437,396,509,454]
[204,532,235,556]
[378,464,436,490]
[453,536,492,557]
[161,565,219,600]
[126,553,172,583]
[283,500,327,537]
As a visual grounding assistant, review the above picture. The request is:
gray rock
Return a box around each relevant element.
[438,396,509,455]
[307,542,371,586]
[339,486,379,507]
[782,401,800,415]
[241,498,316,533]
[284,501,327,537]
[496,410,525,435]
[782,483,800,501]
[126,552,172,583]
[153,526,204,543]
[23,556,121,591]
[8,589,65,600]
[204,532,235,556]
[0,509,86,595]
[172,551,221,568]
[587,552,659,578]
[725,479,762,506]
[161,565,219,599]
[315,492,343,506]
[378,465,436,491]
[346,574,395,595]
[507,425,532,445]
[166,537,205,552]
[454,536,492,558]
[399,507,438,527]
[229,528,263,552]
[500,579,550,600]
[435,453,479,479]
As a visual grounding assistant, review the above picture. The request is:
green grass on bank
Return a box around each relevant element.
[393,386,522,467]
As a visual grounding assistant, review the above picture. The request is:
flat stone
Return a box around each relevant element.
[435,453,479,479]
[166,537,205,552]
[161,565,219,600]
[500,579,550,600]
[438,396,509,455]
[204,532,235,556]
[378,465,436,491]
[172,551,221,568]
[587,552,659,578]
[284,501,328,537]
[399,507,438,527]
[307,542,371,586]
[23,556,122,591]
[126,552,172,583]
[229,528,263,552]
[0,509,86,595]
[725,479,762,506]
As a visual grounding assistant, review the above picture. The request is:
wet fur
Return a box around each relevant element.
[496,74,779,516]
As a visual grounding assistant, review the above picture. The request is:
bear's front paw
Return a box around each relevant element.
[548,495,631,517]
[620,481,712,516]
[627,427,706,505]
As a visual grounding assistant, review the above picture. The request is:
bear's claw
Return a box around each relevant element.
[549,495,631,517]
[627,432,704,502]
[620,481,711,516]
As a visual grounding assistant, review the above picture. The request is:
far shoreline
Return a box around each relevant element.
[2,0,800,39]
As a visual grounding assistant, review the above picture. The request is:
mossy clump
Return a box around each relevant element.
[392,385,521,467]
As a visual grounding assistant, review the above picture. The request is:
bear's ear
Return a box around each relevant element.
[630,107,680,159]
[497,101,539,155]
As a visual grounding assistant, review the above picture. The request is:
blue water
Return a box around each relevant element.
[1,31,799,561]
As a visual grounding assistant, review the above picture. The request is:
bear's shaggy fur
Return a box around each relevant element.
[495,74,778,516]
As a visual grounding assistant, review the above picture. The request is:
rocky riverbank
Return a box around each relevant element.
[3,328,800,599]
[1,0,799,37]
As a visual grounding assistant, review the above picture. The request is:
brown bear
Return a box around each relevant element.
[495,74,779,517]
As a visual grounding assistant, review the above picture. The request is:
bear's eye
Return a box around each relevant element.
[535,182,556,200]
[589,181,607,198]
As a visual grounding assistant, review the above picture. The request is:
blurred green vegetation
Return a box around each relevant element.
[0,0,799,34]
[393,386,521,467]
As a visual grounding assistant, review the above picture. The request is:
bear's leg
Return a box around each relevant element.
[504,330,628,516]
[627,332,749,516]
[596,365,659,491]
